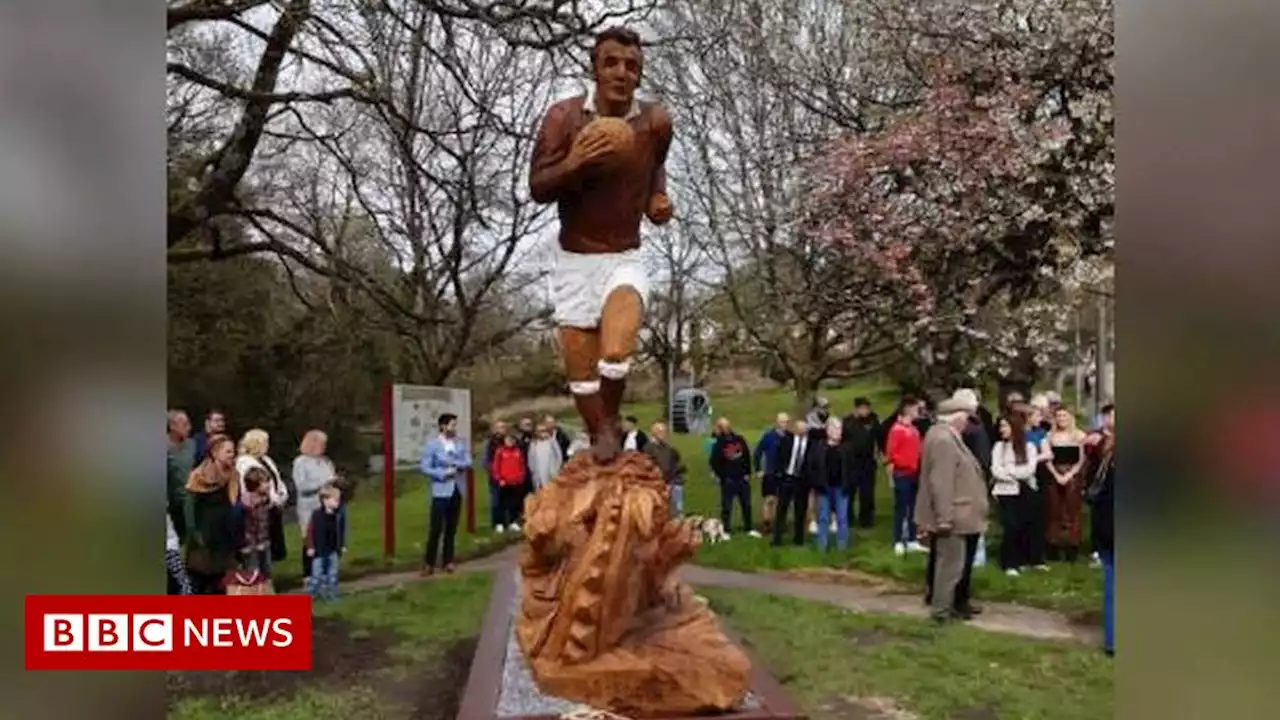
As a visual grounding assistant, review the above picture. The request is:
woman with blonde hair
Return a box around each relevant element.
[292,429,338,580]
[1041,407,1087,562]
[235,428,289,570]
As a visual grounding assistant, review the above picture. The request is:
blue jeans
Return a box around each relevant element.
[1101,549,1114,653]
[815,486,850,552]
[892,474,919,544]
[669,485,685,517]
[306,552,339,601]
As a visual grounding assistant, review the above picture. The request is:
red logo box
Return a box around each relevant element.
[25,595,313,671]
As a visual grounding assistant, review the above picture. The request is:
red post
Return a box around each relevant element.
[381,382,396,560]
[465,467,477,533]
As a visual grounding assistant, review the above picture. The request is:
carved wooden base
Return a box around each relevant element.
[514,451,752,717]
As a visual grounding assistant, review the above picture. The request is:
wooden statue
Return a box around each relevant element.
[518,26,750,716]
[528,26,674,463]
[516,451,751,716]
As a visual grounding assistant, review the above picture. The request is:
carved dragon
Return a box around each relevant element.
[515,451,751,717]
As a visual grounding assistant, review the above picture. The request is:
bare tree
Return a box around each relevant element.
[647,0,906,408]
[166,0,656,252]
[637,222,709,415]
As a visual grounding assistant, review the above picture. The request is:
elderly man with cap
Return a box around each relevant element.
[916,395,991,623]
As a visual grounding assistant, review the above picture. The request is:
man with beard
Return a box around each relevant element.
[192,408,226,463]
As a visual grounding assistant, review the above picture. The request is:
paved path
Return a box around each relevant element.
[326,545,1098,645]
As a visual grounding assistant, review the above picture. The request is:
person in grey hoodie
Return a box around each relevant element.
[644,422,688,516]
[527,421,565,491]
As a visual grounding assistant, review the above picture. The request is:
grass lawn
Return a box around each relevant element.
[702,586,1114,720]
[598,380,1101,618]
[272,470,519,591]
[168,572,493,720]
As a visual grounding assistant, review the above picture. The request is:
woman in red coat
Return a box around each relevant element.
[492,434,528,532]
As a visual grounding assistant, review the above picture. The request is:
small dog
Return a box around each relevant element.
[698,517,731,544]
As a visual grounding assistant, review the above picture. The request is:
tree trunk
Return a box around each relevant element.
[792,373,820,418]
[996,351,1039,411]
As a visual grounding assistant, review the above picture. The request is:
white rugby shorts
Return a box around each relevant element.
[551,248,649,328]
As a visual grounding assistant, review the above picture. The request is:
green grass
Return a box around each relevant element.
[169,573,493,720]
[272,471,519,591]
[689,478,1102,616]
[702,586,1113,720]
[595,379,1102,616]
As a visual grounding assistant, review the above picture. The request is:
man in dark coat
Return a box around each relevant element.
[841,397,882,528]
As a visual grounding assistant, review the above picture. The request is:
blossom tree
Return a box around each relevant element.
[804,0,1114,395]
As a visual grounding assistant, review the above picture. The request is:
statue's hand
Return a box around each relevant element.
[568,125,622,171]
[646,193,673,225]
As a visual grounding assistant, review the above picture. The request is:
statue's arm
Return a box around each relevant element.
[529,102,580,204]
[646,105,674,224]
[649,105,673,197]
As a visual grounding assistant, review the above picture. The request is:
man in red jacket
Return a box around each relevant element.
[886,397,928,556]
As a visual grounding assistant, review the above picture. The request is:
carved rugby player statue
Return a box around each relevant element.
[528,26,673,463]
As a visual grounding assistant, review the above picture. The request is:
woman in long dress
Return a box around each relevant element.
[1041,408,1087,562]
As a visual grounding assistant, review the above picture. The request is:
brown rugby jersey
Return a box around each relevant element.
[528,94,672,254]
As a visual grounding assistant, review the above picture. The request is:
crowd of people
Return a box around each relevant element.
[696,388,1115,653]
[165,387,1114,656]
[164,409,348,599]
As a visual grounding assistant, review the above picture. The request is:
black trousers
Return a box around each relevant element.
[497,485,524,526]
[719,476,753,532]
[925,533,979,609]
[996,494,1030,571]
[771,478,809,546]
[1024,479,1044,563]
[853,461,877,527]
[425,490,463,567]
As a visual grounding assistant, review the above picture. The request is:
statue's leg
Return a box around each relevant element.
[558,327,606,441]
[598,284,643,456]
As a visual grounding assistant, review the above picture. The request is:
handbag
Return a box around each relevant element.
[222,568,275,596]
[1085,453,1112,504]
[268,505,288,562]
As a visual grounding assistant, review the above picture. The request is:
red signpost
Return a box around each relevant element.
[465,468,477,533]
[381,382,396,560]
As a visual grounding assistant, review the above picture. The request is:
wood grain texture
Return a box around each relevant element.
[515,450,752,717]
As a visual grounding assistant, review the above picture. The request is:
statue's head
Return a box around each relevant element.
[590,26,643,113]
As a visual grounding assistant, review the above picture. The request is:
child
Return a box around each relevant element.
[237,468,273,574]
[305,485,344,601]
[492,434,527,532]
[527,422,564,491]
[165,514,193,595]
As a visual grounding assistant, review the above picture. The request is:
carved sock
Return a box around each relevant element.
[597,358,630,425]
[569,380,605,438]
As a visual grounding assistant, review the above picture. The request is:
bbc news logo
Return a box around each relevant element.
[25,595,313,670]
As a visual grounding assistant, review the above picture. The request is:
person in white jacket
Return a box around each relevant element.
[990,416,1040,576]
